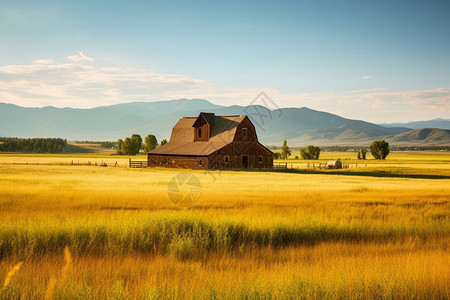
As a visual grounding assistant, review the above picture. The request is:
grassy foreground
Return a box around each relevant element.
[0,153,449,299]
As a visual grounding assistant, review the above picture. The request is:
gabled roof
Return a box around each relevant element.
[169,115,245,143]
[194,112,215,127]
[148,115,247,156]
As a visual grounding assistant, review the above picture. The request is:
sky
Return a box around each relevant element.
[0,0,449,123]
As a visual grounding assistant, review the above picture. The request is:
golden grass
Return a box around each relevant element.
[0,152,449,299]
[2,262,22,289]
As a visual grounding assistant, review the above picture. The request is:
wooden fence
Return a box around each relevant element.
[129,159,148,168]
[1,161,118,167]
[273,163,288,170]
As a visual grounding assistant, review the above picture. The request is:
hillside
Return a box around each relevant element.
[1,99,449,146]
[386,128,450,146]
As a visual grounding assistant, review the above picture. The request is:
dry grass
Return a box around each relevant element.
[0,152,449,299]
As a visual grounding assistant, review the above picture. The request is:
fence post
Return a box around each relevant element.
[129,158,131,168]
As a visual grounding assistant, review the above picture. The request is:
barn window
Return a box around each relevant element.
[224,156,229,163]
[165,158,169,164]
[199,159,202,166]
[242,128,247,138]
[258,156,263,163]
[198,128,202,138]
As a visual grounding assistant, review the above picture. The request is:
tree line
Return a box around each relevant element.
[275,140,391,160]
[73,140,116,148]
[0,138,67,153]
[270,145,449,152]
[116,134,167,155]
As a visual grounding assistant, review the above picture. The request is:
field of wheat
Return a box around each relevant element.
[0,152,449,299]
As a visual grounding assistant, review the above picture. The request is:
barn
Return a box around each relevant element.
[147,112,274,169]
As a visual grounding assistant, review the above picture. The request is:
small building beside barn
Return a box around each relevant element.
[147,112,273,170]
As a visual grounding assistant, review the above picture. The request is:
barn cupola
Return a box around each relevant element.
[193,112,215,142]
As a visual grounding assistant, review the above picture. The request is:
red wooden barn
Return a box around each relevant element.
[147,112,274,169]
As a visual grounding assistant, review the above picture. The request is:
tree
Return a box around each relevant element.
[357,148,367,160]
[281,140,291,159]
[160,139,168,146]
[117,139,124,155]
[130,134,143,155]
[370,140,389,160]
[361,148,367,160]
[123,137,132,155]
[145,134,158,151]
[300,145,321,160]
[308,145,320,159]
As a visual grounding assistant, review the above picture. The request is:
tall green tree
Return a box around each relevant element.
[123,137,132,155]
[116,139,124,155]
[370,140,390,160]
[361,148,367,160]
[130,134,143,155]
[281,140,291,159]
[357,148,367,160]
[145,134,158,151]
[160,139,168,146]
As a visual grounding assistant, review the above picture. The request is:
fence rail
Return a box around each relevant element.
[1,161,118,167]
[273,163,288,170]
[129,159,148,168]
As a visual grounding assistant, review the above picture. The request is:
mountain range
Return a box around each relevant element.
[1,99,449,146]
[379,118,450,130]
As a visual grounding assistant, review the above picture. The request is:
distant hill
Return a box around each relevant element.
[386,128,450,146]
[1,99,449,146]
[380,118,450,130]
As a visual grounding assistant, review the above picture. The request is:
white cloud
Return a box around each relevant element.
[101,67,121,72]
[33,59,55,65]
[67,52,94,62]
[362,75,372,79]
[0,59,448,123]
[348,88,387,94]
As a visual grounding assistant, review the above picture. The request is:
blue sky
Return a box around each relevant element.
[0,0,449,122]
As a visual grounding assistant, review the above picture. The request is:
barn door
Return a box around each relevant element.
[242,156,249,169]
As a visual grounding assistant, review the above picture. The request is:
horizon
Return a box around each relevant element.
[1,98,448,125]
[1,1,449,123]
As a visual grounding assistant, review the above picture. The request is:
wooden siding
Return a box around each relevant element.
[207,142,273,169]
[147,154,209,170]
[193,116,210,142]
[233,116,257,143]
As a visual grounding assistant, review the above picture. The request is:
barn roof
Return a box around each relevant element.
[148,114,248,156]
[195,112,215,127]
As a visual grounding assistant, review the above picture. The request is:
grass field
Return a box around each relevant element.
[0,152,449,299]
